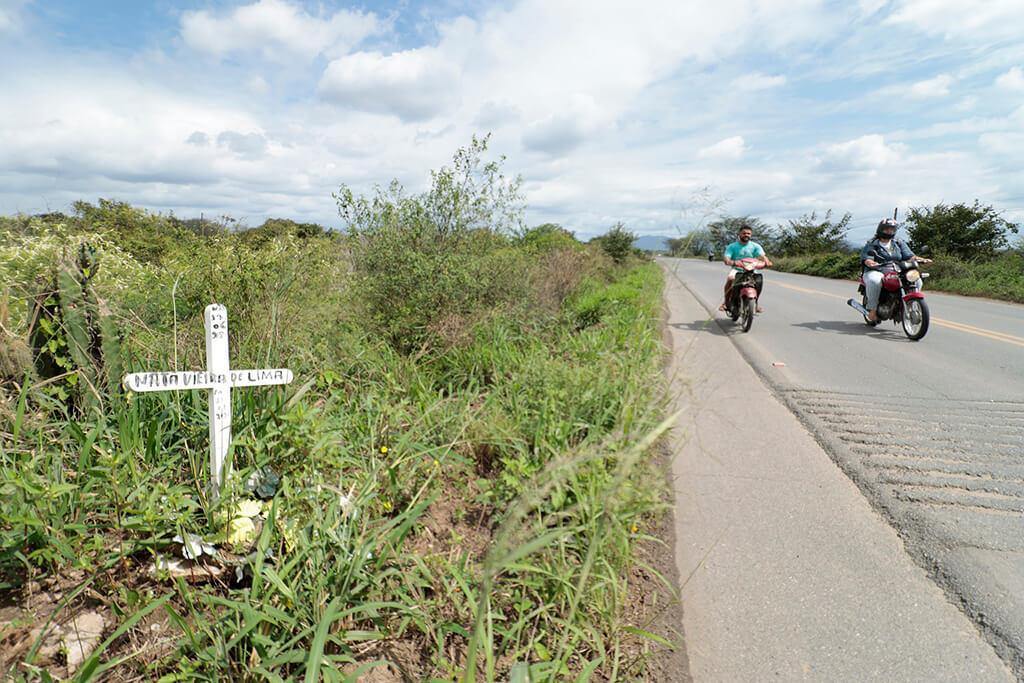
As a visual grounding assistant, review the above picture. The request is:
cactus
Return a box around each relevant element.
[27,243,124,410]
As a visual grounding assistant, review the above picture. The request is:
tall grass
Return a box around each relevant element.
[1,211,674,681]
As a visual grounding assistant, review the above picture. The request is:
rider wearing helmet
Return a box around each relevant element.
[860,219,931,322]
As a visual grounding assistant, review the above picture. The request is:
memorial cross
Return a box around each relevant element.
[123,304,293,500]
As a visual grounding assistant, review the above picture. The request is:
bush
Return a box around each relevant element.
[905,201,1018,260]
[771,252,862,279]
[594,222,636,264]
[336,136,528,352]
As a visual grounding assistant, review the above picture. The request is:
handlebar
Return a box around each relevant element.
[733,257,771,270]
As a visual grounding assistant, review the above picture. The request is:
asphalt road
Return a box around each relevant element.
[661,256,1024,680]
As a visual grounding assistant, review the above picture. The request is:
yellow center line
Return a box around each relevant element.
[773,281,1024,347]
[775,282,848,300]
[931,319,1024,347]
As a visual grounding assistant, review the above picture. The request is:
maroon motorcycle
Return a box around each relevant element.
[726,257,769,333]
[847,259,931,340]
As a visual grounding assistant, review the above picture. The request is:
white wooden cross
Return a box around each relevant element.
[123,304,293,501]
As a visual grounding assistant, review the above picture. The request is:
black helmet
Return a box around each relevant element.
[876,218,898,239]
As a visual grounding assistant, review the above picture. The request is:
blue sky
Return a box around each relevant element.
[1,0,1022,243]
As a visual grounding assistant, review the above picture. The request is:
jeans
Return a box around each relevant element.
[863,269,885,310]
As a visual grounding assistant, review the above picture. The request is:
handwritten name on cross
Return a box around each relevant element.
[123,304,293,500]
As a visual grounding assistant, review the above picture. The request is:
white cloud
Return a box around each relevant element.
[698,136,747,161]
[732,73,787,91]
[815,135,902,173]
[474,100,521,130]
[979,132,1024,155]
[908,74,953,98]
[317,48,462,121]
[4,0,1024,236]
[995,67,1024,91]
[180,0,382,62]
[885,0,1024,39]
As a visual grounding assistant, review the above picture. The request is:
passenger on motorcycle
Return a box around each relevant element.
[860,219,931,322]
[720,225,773,312]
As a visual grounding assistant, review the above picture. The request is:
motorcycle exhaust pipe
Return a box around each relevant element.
[847,298,870,316]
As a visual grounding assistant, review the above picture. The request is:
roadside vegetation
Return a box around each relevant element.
[0,139,678,681]
[667,201,1024,303]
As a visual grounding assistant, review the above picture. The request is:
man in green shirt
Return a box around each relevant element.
[720,225,773,312]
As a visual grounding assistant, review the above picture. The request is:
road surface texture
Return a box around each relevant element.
[661,256,1022,681]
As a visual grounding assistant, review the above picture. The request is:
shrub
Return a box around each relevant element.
[594,222,636,264]
[336,136,528,353]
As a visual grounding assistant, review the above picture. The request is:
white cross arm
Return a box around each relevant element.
[124,369,293,393]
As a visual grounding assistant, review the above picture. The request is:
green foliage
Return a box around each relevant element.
[238,218,329,248]
[904,200,1018,260]
[151,232,353,371]
[664,237,686,256]
[26,244,124,409]
[335,135,528,352]
[772,252,862,279]
[72,199,205,264]
[594,222,636,264]
[705,216,772,253]
[517,223,580,253]
[773,209,852,256]
[921,250,1024,301]
[2,149,676,679]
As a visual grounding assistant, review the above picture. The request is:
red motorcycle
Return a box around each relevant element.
[846,259,931,340]
[725,257,769,333]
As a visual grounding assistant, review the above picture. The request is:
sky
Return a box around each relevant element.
[1,0,1023,243]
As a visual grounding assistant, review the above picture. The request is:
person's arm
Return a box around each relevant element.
[903,242,932,264]
[861,242,879,268]
[757,245,772,267]
[723,245,733,267]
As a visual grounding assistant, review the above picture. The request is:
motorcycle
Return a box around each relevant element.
[725,257,769,333]
[846,259,931,340]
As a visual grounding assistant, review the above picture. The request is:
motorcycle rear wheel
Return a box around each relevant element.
[729,296,740,321]
[741,297,755,332]
[902,298,929,340]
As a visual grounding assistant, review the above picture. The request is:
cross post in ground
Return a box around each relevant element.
[123,303,293,500]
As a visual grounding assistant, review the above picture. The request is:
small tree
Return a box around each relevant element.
[664,237,686,256]
[518,223,579,252]
[774,210,851,256]
[596,222,636,264]
[334,136,526,350]
[904,201,1018,260]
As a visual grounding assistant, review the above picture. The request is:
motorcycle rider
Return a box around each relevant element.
[860,218,931,322]
[720,225,772,312]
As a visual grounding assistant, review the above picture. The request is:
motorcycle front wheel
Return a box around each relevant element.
[741,297,755,332]
[901,298,930,340]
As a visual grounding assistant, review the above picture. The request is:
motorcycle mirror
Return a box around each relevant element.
[917,245,931,256]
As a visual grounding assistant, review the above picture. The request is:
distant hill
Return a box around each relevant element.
[632,234,671,252]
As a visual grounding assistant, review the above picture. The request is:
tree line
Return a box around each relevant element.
[668,200,1019,261]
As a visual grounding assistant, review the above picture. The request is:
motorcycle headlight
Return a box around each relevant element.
[905,269,920,283]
